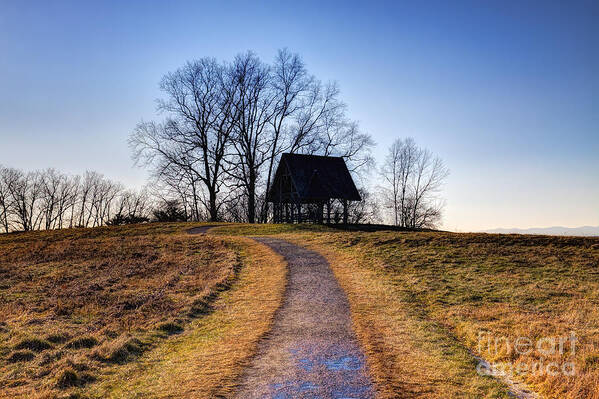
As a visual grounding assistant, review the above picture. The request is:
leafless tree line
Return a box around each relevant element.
[1,50,449,232]
[379,138,449,228]
[130,49,374,223]
[0,166,150,233]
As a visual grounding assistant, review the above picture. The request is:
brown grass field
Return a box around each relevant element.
[0,223,287,398]
[214,224,599,399]
[2,222,598,398]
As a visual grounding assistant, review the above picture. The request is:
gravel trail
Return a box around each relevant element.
[234,237,374,399]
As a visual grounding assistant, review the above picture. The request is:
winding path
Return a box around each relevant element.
[234,237,374,399]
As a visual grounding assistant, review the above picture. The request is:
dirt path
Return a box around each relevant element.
[187,225,223,235]
[234,237,373,399]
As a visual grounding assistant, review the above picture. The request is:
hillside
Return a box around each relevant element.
[214,224,599,399]
[1,223,599,398]
[0,223,286,398]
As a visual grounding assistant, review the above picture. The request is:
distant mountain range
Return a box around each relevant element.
[483,226,599,237]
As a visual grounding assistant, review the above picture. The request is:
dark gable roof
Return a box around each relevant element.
[268,153,361,202]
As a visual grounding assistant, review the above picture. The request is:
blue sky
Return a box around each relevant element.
[0,0,597,230]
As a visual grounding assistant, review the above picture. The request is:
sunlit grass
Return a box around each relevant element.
[0,222,286,398]
[86,237,287,398]
[218,224,599,398]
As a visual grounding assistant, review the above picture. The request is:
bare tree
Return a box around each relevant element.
[109,188,151,224]
[228,52,276,223]
[380,138,416,226]
[131,58,236,221]
[408,148,449,228]
[57,174,79,229]
[260,49,312,222]
[0,166,147,233]
[130,49,375,224]
[259,50,358,222]
[6,169,44,231]
[380,138,448,228]
[78,171,98,227]
[40,168,64,230]
[0,166,15,233]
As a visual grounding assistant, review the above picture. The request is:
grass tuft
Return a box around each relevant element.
[55,368,95,389]
[14,337,53,352]
[188,298,212,316]
[56,369,80,388]
[46,332,71,344]
[156,321,184,335]
[7,350,35,363]
[586,354,599,369]
[93,336,146,364]
[65,336,98,349]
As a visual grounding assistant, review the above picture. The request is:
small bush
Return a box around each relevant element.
[157,321,183,335]
[65,336,98,349]
[14,337,53,352]
[8,350,35,363]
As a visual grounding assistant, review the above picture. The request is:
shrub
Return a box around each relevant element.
[152,200,188,222]
[106,213,149,226]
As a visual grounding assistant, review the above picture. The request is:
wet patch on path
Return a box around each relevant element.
[234,238,374,399]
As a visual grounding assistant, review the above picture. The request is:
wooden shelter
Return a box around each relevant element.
[267,153,361,224]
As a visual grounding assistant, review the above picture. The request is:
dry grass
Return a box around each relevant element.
[85,236,287,398]
[5,222,597,398]
[214,225,599,398]
[0,222,265,398]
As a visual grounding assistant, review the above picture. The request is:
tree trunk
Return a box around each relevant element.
[247,173,256,223]
[208,188,218,222]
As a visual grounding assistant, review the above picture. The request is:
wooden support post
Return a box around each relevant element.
[317,202,324,224]
[326,200,331,224]
[343,199,348,225]
[297,202,302,223]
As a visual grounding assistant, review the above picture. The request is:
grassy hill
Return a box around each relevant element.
[1,223,598,398]
[214,225,599,399]
[0,223,286,398]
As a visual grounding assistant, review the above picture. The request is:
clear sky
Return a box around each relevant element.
[1,0,597,231]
